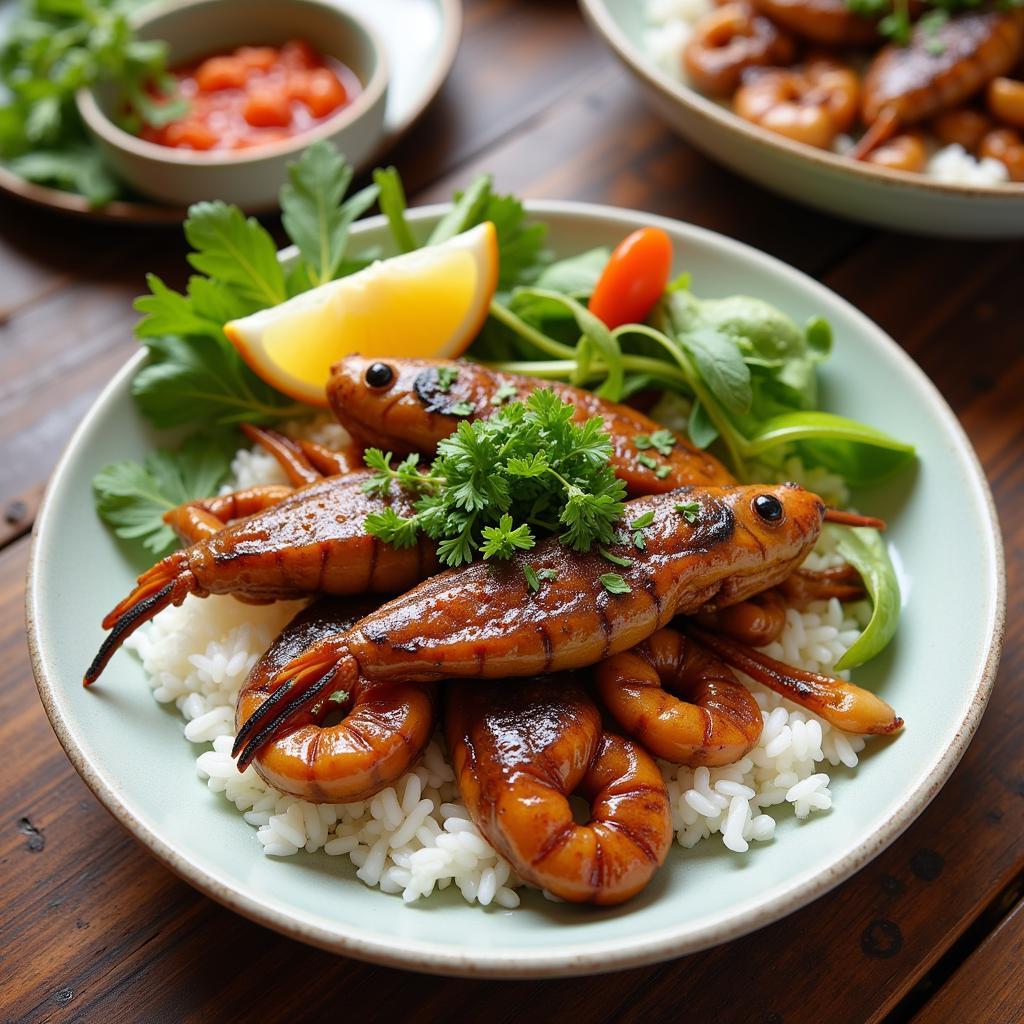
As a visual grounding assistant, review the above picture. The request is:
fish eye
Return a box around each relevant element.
[753,494,784,524]
[365,362,394,389]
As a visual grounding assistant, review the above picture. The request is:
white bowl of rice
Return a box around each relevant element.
[580,0,1024,237]
[27,202,1004,976]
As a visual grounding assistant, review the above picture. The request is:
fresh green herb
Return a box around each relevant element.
[523,563,540,592]
[130,144,378,429]
[634,430,676,456]
[599,547,633,568]
[523,564,558,592]
[328,690,350,705]
[281,142,380,289]
[436,366,460,392]
[131,335,308,429]
[918,9,949,54]
[373,166,419,253]
[0,0,184,204]
[363,390,627,566]
[491,382,519,405]
[92,432,237,556]
[633,532,647,551]
[599,572,632,595]
[675,501,700,523]
[630,511,655,530]
[449,400,476,417]
[637,453,659,471]
[480,514,535,559]
[655,465,671,479]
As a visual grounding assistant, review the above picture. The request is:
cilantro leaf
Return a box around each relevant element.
[599,573,632,595]
[630,511,655,530]
[435,366,459,392]
[675,501,700,523]
[599,547,633,568]
[131,335,305,428]
[92,432,237,557]
[184,201,287,310]
[281,141,379,287]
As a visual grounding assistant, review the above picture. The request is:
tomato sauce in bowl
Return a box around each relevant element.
[141,39,362,152]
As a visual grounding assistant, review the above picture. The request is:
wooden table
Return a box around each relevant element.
[2,2,1021,1020]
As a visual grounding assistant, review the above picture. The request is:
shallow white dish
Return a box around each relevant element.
[27,201,1005,976]
[580,0,1024,238]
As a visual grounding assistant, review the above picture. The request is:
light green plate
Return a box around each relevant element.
[26,203,1005,977]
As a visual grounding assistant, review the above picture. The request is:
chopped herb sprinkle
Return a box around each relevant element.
[599,572,632,595]
[435,366,459,392]
[675,501,700,523]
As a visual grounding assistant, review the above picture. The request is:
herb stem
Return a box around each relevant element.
[488,300,577,361]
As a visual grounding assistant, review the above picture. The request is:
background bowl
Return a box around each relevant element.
[76,0,389,210]
[27,202,1004,977]
[580,0,1024,238]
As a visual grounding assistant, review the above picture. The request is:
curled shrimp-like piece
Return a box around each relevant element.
[685,624,903,735]
[695,588,787,646]
[734,57,860,149]
[236,597,436,802]
[683,3,796,97]
[865,131,928,173]
[446,677,672,905]
[987,77,1024,129]
[595,627,762,766]
[931,106,994,151]
[749,0,879,46]
[979,127,1024,179]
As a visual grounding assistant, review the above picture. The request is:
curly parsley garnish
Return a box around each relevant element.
[363,390,627,567]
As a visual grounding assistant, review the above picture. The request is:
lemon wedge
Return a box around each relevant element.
[224,221,499,406]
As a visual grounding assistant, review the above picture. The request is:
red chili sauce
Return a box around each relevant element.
[141,40,361,152]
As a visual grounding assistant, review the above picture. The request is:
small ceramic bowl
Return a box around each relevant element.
[76,0,389,210]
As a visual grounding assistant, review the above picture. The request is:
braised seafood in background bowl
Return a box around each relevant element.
[581,0,1024,236]
[27,147,1003,974]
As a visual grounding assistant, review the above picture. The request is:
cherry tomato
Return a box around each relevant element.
[162,119,218,150]
[195,56,247,92]
[588,227,673,329]
[293,67,348,117]
[243,86,293,128]
[235,46,277,72]
[279,39,318,70]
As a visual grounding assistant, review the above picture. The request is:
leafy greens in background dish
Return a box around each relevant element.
[94,140,912,664]
[0,0,182,204]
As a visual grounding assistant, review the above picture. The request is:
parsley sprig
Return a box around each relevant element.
[363,390,627,566]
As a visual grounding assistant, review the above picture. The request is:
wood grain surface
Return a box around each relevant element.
[1,1,1022,1021]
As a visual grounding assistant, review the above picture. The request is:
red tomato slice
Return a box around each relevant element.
[588,227,673,330]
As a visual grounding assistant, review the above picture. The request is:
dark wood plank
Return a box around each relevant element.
[912,900,1024,1024]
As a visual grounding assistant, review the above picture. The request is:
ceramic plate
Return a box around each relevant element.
[0,0,461,223]
[579,0,1024,238]
[27,202,1005,977]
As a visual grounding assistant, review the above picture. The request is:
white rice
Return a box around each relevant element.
[925,144,1009,187]
[124,433,875,908]
[643,0,1014,187]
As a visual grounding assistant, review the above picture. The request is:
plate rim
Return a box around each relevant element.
[578,0,1024,202]
[26,199,1007,977]
[0,0,463,224]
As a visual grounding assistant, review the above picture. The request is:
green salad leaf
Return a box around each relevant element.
[93,432,237,556]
